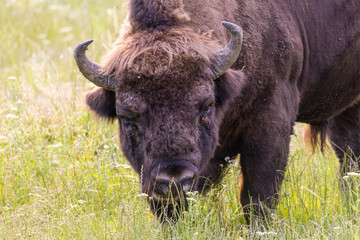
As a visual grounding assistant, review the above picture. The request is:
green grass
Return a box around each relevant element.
[1,0,359,239]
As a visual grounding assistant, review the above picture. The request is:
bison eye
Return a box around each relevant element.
[199,96,214,111]
[203,105,212,115]
[120,118,138,134]
[117,108,136,119]
[117,108,138,134]
[199,104,213,125]
[199,96,214,125]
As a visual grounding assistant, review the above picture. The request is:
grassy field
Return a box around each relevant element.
[1,0,359,239]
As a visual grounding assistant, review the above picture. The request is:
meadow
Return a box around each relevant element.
[1,0,359,239]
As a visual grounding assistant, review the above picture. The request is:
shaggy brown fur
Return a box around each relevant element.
[304,123,328,153]
[101,27,222,78]
[81,0,360,223]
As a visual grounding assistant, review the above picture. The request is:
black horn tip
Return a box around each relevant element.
[210,22,243,80]
[221,22,243,37]
[74,40,94,57]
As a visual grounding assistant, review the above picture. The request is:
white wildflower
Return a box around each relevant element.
[48,143,62,148]
[347,172,360,177]
[106,8,113,15]
[37,34,47,39]
[5,114,18,119]
[186,197,197,202]
[137,193,148,198]
[59,26,73,34]
[256,231,277,236]
[115,163,131,169]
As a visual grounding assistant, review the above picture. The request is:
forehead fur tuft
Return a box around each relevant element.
[101,27,221,78]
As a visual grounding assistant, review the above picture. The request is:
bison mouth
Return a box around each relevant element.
[148,190,190,222]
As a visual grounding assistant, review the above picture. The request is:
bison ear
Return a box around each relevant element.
[85,87,117,119]
[215,69,245,115]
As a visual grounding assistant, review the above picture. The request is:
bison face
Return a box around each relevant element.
[74,22,244,221]
[115,72,218,200]
[85,68,244,221]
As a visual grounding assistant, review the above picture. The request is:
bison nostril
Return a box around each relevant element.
[179,177,194,193]
[157,182,169,194]
[153,176,195,198]
[153,178,171,196]
[150,162,198,199]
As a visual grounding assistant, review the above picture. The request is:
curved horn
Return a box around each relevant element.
[210,22,243,79]
[74,40,116,91]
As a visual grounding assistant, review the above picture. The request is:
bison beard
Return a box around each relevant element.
[74,0,360,224]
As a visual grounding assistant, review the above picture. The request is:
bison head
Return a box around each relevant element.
[74,22,244,221]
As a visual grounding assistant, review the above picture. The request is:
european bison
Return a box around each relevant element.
[74,0,360,222]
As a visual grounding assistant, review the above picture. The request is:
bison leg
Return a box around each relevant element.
[328,101,360,175]
[238,114,293,223]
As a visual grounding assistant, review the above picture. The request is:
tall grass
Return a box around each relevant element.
[1,0,359,239]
